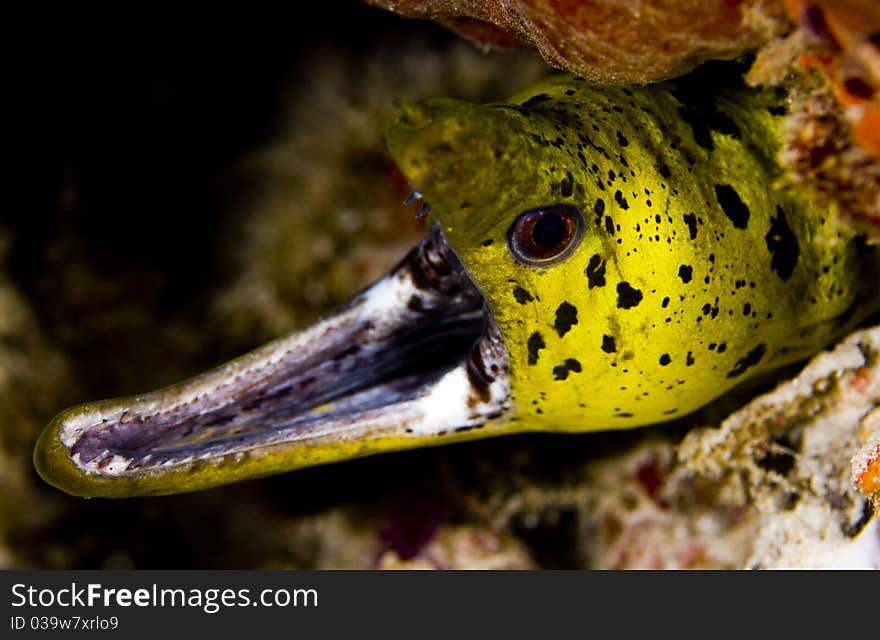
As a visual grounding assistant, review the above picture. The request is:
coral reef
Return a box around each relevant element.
[785,1,880,158]
[377,525,534,569]
[749,0,880,237]
[677,326,880,568]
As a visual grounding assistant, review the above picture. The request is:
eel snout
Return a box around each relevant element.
[34,226,512,498]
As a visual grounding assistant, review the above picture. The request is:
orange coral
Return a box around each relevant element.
[856,445,880,497]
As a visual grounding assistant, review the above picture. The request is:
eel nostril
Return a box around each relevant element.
[396,99,433,128]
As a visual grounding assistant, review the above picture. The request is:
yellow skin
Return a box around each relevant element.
[388,74,878,431]
[34,73,880,497]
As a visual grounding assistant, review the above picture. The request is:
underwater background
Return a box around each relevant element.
[5,1,879,568]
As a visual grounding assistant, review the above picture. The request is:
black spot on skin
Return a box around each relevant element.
[743,303,751,316]
[659,353,671,366]
[615,412,635,418]
[513,287,534,304]
[594,197,605,220]
[677,107,714,150]
[726,344,767,378]
[586,254,607,289]
[683,213,698,240]
[481,238,494,247]
[661,296,670,308]
[614,190,629,210]
[527,332,546,366]
[554,302,578,338]
[605,215,616,235]
[686,351,695,366]
[678,265,693,283]
[617,282,643,309]
[674,83,742,152]
[552,358,582,381]
[522,93,552,108]
[765,206,800,281]
[560,171,574,198]
[717,343,727,353]
[602,335,617,353]
[616,130,629,147]
[714,184,750,229]
[553,365,569,380]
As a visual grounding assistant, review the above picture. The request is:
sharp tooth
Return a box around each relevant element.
[416,203,432,218]
[403,191,423,205]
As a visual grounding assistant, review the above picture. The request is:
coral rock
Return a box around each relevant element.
[366,0,790,83]
[750,0,880,238]
[677,324,880,568]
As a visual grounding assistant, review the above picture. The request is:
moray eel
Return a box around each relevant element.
[35,73,880,497]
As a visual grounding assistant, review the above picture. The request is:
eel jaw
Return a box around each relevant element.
[34,225,512,498]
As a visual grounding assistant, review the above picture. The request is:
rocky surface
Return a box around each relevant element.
[366,0,790,83]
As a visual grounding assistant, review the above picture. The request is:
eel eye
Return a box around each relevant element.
[507,204,584,267]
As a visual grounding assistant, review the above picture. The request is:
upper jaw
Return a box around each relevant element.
[34,225,512,497]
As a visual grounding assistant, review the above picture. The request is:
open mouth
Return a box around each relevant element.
[35,224,512,497]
